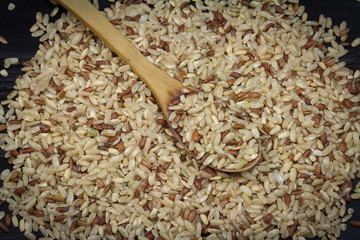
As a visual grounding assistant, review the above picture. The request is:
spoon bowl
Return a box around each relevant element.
[57,0,261,172]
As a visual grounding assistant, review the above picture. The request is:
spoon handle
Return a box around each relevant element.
[57,0,184,113]
[58,0,143,68]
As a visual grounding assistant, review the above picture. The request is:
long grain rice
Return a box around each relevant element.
[0,0,359,239]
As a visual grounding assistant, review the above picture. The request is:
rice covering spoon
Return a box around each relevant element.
[56,0,262,172]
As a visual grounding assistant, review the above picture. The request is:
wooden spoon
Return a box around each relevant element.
[56,0,261,172]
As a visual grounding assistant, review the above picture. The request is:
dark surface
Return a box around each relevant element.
[0,0,359,239]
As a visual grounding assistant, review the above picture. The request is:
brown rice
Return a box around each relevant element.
[0,0,359,239]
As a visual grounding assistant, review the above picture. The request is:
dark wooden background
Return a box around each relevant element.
[0,0,359,239]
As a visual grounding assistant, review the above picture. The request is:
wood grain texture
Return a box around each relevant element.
[0,0,359,239]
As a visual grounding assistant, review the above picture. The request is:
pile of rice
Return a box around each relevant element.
[0,0,359,239]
